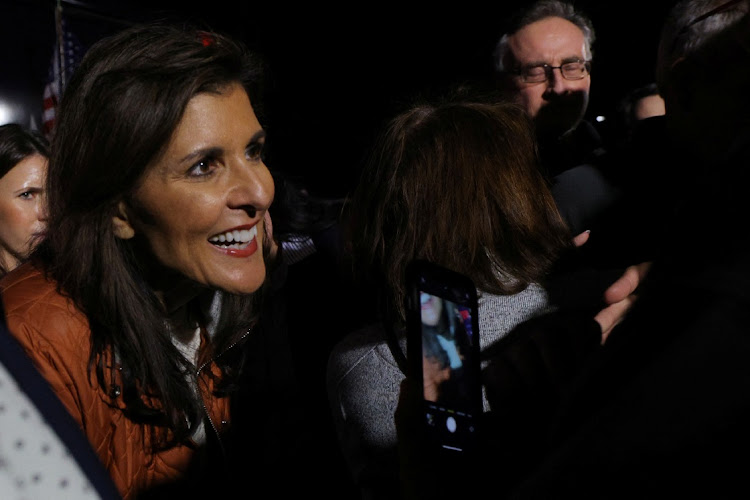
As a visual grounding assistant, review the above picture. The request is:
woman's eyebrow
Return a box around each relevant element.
[177,129,266,164]
[248,129,266,144]
[178,146,222,165]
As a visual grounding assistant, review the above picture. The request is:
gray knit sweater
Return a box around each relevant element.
[326,283,552,499]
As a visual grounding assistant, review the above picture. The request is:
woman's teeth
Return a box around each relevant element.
[209,226,257,248]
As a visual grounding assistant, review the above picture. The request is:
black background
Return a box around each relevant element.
[1,0,678,197]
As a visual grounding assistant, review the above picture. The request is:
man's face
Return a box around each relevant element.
[504,16,591,141]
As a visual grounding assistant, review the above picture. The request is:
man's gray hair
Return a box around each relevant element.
[493,0,596,73]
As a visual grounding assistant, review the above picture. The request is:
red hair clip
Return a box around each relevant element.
[198,32,214,47]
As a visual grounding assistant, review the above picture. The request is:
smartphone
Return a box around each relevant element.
[405,259,482,455]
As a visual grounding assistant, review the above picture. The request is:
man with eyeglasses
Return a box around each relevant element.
[472,1,750,497]
[494,0,593,157]
[493,0,620,240]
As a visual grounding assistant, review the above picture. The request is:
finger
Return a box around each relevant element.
[572,230,590,247]
[595,295,637,343]
[603,261,651,304]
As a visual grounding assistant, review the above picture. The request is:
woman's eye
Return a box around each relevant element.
[246,142,264,161]
[18,190,40,200]
[187,159,215,177]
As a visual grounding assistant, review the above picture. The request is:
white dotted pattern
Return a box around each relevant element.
[0,363,101,500]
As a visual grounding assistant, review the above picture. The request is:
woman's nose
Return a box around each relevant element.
[226,159,275,216]
[37,194,49,222]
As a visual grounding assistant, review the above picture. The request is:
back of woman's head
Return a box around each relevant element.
[0,123,49,178]
[347,90,572,322]
[43,22,265,290]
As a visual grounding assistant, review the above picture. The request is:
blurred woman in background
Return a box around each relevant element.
[0,123,48,277]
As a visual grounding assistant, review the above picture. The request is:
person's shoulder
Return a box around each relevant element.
[478,284,554,348]
[327,322,401,385]
[1,261,89,351]
[330,321,387,353]
[2,261,76,315]
[1,260,46,289]
[479,283,551,314]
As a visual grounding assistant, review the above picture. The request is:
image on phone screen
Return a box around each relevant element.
[419,291,479,452]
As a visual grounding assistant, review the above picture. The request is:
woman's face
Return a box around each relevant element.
[116,83,274,295]
[0,153,47,271]
[420,293,444,326]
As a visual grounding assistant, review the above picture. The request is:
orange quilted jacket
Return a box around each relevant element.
[0,262,233,500]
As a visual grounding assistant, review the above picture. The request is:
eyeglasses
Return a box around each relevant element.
[511,60,592,83]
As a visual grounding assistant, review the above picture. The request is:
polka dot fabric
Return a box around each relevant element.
[0,362,101,499]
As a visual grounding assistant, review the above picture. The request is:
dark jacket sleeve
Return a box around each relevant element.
[477,310,602,495]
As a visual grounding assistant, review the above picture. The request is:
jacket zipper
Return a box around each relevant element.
[195,326,253,457]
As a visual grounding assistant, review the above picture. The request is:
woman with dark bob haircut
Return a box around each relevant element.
[0,23,280,499]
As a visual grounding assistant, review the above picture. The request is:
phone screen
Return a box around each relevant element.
[407,261,481,454]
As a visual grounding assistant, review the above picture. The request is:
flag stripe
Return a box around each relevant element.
[42,13,86,140]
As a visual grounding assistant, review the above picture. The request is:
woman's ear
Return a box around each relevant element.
[112,200,135,240]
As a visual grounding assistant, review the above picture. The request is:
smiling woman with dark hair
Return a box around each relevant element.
[0,23,277,500]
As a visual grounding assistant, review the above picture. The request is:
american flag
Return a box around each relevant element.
[42,10,86,140]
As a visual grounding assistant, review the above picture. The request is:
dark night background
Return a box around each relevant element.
[0,1,679,496]
[0,0,678,197]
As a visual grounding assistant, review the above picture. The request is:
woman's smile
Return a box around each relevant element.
[208,224,259,257]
